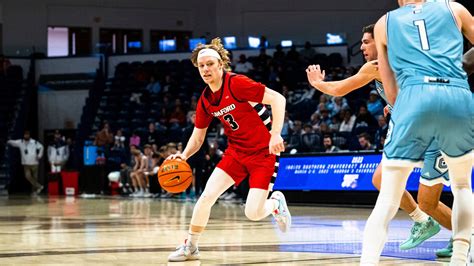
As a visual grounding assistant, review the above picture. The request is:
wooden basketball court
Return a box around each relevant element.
[0,196,453,265]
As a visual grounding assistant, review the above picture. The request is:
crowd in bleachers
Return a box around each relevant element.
[91,43,389,199]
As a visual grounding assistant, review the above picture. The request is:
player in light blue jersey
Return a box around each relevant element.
[361,1,474,265]
[307,24,457,255]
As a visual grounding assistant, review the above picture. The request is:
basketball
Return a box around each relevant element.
[158,159,193,193]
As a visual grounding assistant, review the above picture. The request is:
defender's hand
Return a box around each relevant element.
[306,64,326,87]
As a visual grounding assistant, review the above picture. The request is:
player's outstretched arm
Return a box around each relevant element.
[463,48,474,75]
[306,61,378,97]
[374,15,397,106]
[261,88,286,155]
[167,127,207,161]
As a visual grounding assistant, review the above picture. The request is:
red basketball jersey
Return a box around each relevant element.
[195,72,271,152]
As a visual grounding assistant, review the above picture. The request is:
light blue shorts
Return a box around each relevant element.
[383,80,473,167]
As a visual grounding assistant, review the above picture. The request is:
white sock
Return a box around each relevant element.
[451,240,469,265]
[361,164,413,264]
[443,152,472,266]
[409,206,429,223]
[187,231,201,247]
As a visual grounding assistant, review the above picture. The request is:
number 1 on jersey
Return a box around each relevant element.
[414,20,430,51]
[223,114,239,131]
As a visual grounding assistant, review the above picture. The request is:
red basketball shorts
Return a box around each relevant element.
[216,148,276,190]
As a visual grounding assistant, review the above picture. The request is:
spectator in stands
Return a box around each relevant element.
[281,111,294,139]
[256,48,271,67]
[319,108,332,125]
[315,95,334,115]
[331,96,348,116]
[145,122,159,146]
[273,44,286,61]
[203,141,222,189]
[65,137,76,170]
[94,122,113,154]
[189,95,198,111]
[130,148,148,197]
[329,115,341,133]
[112,129,126,150]
[323,135,340,153]
[169,105,186,125]
[358,132,376,151]
[339,109,356,132]
[129,130,141,148]
[259,36,267,48]
[234,54,253,74]
[352,104,377,135]
[301,124,320,152]
[267,65,280,86]
[310,112,322,132]
[109,129,127,166]
[286,120,302,153]
[300,41,316,61]
[119,162,132,195]
[182,111,207,197]
[286,45,300,62]
[47,130,69,173]
[149,153,163,196]
[374,115,388,150]
[276,67,287,86]
[162,74,178,95]
[142,144,154,197]
[145,75,162,95]
[166,142,178,156]
[0,54,11,77]
[7,130,44,194]
[367,90,384,117]
[319,122,331,137]
[378,135,386,151]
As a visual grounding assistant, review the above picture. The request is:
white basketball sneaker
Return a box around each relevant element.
[168,241,200,262]
[270,191,292,232]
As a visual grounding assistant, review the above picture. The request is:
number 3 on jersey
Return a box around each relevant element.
[223,114,239,131]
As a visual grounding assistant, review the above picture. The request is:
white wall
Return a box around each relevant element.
[0,0,396,56]
[35,56,101,81]
[215,0,396,48]
[38,90,88,138]
[0,0,215,56]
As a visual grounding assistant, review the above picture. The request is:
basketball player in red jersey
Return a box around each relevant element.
[167,38,291,262]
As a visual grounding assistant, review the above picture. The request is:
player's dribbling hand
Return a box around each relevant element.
[165,153,187,161]
[306,64,325,87]
[269,133,285,155]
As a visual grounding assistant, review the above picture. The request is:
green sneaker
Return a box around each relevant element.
[435,238,453,258]
[399,217,441,250]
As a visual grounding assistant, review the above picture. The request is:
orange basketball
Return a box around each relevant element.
[158,160,193,193]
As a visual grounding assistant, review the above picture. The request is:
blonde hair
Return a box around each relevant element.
[191,37,231,71]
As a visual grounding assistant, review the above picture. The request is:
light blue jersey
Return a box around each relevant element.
[387,0,467,88]
[383,0,473,164]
